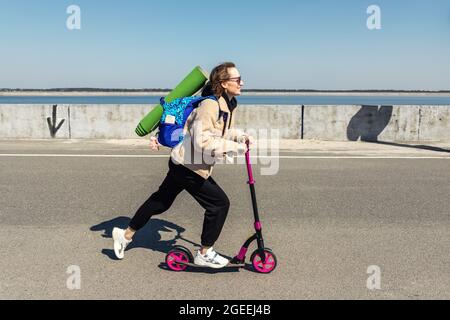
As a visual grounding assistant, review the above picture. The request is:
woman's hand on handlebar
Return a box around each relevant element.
[150,136,161,151]
[243,134,255,146]
[240,134,255,146]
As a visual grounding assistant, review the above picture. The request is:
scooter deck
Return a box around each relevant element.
[176,262,247,269]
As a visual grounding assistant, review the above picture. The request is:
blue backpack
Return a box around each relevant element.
[157,95,218,148]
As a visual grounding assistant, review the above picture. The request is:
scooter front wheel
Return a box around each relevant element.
[166,247,192,272]
[250,248,277,274]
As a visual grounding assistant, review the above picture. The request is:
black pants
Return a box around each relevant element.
[129,159,230,247]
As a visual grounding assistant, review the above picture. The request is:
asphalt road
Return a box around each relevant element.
[0,140,449,299]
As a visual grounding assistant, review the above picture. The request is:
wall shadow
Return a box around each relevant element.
[347,105,449,153]
[347,105,393,142]
[364,140,450,154]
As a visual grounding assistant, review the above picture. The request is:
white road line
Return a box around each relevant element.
[0,154,169,158]
[0,154,449,159]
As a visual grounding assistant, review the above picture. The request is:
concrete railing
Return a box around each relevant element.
[1,104,449,141]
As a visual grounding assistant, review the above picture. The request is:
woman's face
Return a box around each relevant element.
[222,67,244,97]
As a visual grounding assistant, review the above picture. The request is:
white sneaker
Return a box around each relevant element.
[194,247,229,269]
[112,228,132,260]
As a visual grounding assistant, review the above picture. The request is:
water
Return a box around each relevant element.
[1,95,450,105]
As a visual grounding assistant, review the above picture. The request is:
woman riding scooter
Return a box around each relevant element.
[113,62,253,269]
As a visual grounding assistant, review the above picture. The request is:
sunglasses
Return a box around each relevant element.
[226,76,242,84]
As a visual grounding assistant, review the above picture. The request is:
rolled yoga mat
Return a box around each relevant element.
[135,66,209,137]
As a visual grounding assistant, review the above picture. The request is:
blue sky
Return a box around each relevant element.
[0,0,449,90]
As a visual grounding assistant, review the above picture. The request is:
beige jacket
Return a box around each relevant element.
[170,96,247,179]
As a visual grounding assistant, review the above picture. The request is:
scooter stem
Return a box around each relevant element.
[245,141,255,185]
[244,140,265,252]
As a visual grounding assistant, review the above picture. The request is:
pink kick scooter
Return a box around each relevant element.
[165,141,277,274]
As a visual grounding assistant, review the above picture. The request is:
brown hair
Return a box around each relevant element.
[209,62,236,97]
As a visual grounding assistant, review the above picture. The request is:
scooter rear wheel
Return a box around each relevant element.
[251,248,277,274]
[166,247,192,272]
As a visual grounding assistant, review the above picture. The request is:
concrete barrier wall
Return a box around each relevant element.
[0,105,71,139]
[69,105,149,139]
[303,105,422,141]
[303,105,450,142]
[233,105,302,139]
[0,104,449,141]
[418,106,450,141]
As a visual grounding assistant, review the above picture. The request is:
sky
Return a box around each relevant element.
[0,0,449,90]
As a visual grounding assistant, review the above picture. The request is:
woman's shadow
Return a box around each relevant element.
[90,216,197,259]
[90,217,243,273]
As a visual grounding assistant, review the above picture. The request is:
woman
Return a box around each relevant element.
[113,62,253,269]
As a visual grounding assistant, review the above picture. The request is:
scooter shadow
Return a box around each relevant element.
[157,263,251,274]
[90,216,247,274]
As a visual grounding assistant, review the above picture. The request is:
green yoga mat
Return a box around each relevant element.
[135,66,209,137]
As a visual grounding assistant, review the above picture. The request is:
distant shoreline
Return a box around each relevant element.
[1,90,450,97]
